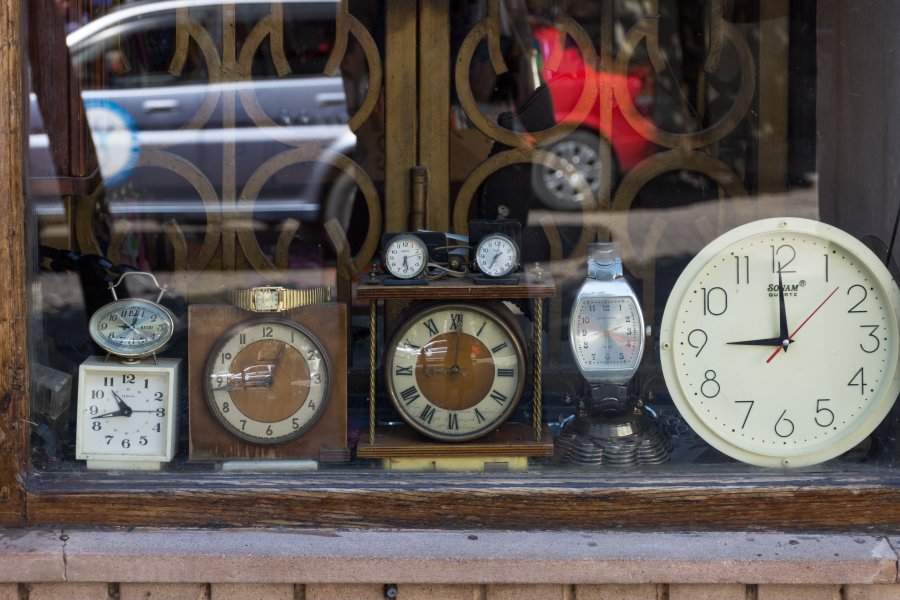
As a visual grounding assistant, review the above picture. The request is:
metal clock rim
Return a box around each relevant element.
[569,281,647,384]
[202,317,333,446]
[384,301,528,442]
[88,297,177,359]
[382,233,429,280]
[658,217,900,468]
[474,232,520,278]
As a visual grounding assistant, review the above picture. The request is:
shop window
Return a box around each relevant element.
[10,0,899,530]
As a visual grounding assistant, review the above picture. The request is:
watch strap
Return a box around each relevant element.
[587,242,623,281]
[229,286,331,312]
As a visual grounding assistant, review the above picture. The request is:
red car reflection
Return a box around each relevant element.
[532,23,656,210]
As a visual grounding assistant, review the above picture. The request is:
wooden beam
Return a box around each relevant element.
[0,0,30,528]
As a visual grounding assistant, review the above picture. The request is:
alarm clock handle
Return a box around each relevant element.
[108,271,168,302]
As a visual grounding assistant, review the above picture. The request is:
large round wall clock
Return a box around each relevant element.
[659,217,900,468]
[385,302,527,442]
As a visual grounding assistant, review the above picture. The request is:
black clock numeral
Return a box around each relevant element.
[447,412,459,430]
[848,367,867,395]
[400,386,421,405]
[701,287,728,316]
[700,370,720,398]
[103,377,114,387]
[395,365,413,376]
[734,255,750,284]
[240,333,247,345]
[771,244,796,273]
[847,285,868,313]
[220,352,232,365]
[476,321,487,336]
[489,389,508,405]
[474,408,486,423]
[815,399,835,427]
[450,313,463,331]
[424,319,439,336]
[491,341,509,353]
[419,405,436,424]
[92,421,102,431]
[152,423,161,433]
[154,392,164,401]
[735,400,754,429]
[139,436,148,446]
[91,390,105,400]
[156,408,166,417]
[774,410,795,438]
[121,374,136,384]
[104,435,114,445]
[860,325,880,353]
[823,253,830,282]
[121,439,131,449]
[687,329,708,357]
[497,368,514,378]
[262,325,274,338]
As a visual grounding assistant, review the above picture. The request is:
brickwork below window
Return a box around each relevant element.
[0,531,898,599]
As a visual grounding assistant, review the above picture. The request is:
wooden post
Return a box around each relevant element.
[0,0,31,527]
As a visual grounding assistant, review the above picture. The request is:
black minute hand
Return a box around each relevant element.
[777,271,791,352]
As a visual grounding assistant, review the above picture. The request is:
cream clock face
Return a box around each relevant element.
[660,218,900,468]
[475,233,519,277]
[385,303,526,441]
[383,234,428,279]
[88,298,175,358]
[76,357,180,466]
[205,319,330,444]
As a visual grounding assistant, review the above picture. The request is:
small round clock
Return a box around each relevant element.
[385,302,527,441]
[382,233,428,280]
[204,318,331,444]
[474,232,520,278]
[659,217,900,468]
[88,272,176,359]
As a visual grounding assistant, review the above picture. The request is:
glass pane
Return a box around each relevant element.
[25,0,900,482]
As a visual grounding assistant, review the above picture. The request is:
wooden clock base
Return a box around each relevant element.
[357,422,553,471]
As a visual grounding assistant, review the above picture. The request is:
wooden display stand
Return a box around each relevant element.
[188,303,349,463]
[356,268,555,470]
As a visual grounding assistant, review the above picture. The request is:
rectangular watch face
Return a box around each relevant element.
[251,289,282,312]
[571,296,644,376]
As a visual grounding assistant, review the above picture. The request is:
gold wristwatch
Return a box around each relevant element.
[229,286,331,313]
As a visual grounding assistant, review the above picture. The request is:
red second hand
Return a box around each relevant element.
[767,286,840,363]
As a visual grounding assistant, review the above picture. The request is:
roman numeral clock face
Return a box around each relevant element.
[385,303,527,441]
[660,218,900,468]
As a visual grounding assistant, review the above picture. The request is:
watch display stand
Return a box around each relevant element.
[553,384,671,467]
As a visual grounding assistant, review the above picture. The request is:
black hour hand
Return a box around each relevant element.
[728,337,794,349]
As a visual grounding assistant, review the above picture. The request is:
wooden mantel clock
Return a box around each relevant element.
[188,286,349,464]
[356,268,556,470]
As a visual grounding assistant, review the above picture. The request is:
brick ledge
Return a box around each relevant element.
[0,530,896,585]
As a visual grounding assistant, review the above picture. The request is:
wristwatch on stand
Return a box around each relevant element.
[556,242,670,466]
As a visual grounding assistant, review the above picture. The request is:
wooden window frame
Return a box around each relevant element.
[4,0,900,532]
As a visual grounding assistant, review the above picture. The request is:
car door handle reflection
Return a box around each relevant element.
[315,92,346,107]
[142,99,179,113]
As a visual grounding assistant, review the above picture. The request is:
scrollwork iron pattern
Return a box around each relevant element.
[452,0,779,358]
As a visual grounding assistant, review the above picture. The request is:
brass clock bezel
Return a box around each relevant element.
[384,301,528,442]
[203,317,332,446]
